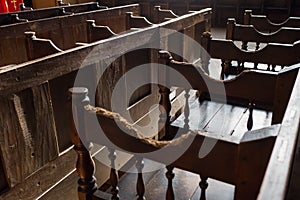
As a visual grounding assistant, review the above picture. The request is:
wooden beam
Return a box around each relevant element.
[257,69,300,199]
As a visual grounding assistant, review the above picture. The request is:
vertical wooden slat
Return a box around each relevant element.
[125,49,151,106]
[31,83,59,163]
[49,71,77,152]
[166,165,175,200]
[183,25,197,63]
[96,56,126,110]
[0,82,58,187]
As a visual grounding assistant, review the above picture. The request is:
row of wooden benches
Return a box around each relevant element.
[0,4,211,199]
[0,2,300,200]
[66,5,300,200]
[106,0,300,25]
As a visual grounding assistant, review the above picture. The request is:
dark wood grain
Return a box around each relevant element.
[257,68,300,200]
[0,82,58,187]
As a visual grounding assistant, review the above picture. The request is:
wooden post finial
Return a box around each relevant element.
[226,18,236,40]
[244,10,252,25]
[68,87,97,200]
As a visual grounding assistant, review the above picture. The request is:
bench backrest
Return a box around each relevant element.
[226,18,300,50]
[0,4,142,67]
[244,9,300,32]
[0,2,107,26]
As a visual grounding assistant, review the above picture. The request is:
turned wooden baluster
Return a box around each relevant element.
[158,51,172,139]
[254,62,258,69]
[166,165,175,200]
[136,157,146,200]
[255,42,260,50]
[69,87,97,200]
[271,64,276,71]
[184,89,190,130]
[221,59,232,79]
[108,148,119,200]
[199,175,208,200]
[237,61,244,74]
[241,41,248,50]
[220,59,226,79]
[201,32,211,74]
[247,101,255,131]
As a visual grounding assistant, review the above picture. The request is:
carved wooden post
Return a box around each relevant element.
[125,12,133,30]
[255,42,260,51]
[220,59,226,80]
[271,64,276,71]
[243,10,252,25]
[158,51,172,139]
[108,148,119,200]
[153,6,161,24]
[25,31,36,61]
[247,101,255,131]
[136,157,146,200]
[184,89,190,130]
[86,20,96,43]
[200,32,211,74]
[225,18,235,40]
[69,87,97,200]
[166,165,175,200]
[199,175,208,200]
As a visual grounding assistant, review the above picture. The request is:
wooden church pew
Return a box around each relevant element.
[226,18,300,51]
[0,3,185,67]
[68,49,299,199]
[201,31,300,81]
[0,8,212,199]
[0,4,151,67]
[0,2,107,26]
[244,9,300,32]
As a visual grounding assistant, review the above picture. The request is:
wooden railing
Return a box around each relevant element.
[0,6,211,199]
[68,52,299,199]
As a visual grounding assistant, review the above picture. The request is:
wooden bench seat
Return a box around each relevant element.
[172,98,272,135]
